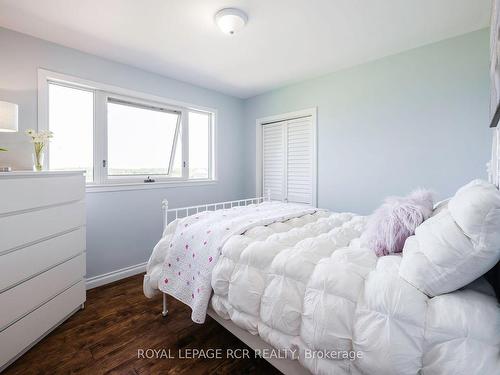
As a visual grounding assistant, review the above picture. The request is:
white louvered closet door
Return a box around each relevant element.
[262,122,285,201]
[262,116,314,205]
[286,117,313,204]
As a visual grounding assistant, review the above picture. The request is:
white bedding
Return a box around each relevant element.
[146,201,317,323]
[144,203,500,375]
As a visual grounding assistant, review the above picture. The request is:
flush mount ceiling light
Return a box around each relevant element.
[215,8,247,35]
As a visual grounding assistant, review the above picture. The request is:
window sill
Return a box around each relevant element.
[85,179,217,193]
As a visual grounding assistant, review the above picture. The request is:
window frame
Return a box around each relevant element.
[103,93,184,184]
[38,69,217,192]
[187,108,215,180]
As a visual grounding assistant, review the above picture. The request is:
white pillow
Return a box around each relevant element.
[448,180,500,251]
[399,180,500,297]
[431,198,449,217]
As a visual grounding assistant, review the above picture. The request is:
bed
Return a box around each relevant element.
[144,192,500,375]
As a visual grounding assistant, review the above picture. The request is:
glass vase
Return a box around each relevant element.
[32,150,44,172]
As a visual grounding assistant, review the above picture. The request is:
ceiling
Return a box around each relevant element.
[0,0,491,98]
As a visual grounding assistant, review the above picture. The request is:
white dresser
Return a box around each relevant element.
[0,171,86,371]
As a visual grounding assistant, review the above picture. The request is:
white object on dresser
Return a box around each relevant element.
[0,170,86,371]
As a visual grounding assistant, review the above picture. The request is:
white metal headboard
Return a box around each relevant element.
[162,189,272,230]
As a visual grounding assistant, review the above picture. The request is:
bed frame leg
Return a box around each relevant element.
[162,293,168,317]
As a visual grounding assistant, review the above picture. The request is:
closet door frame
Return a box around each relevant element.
[255,107,318,206]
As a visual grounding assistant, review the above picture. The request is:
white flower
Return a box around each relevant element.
[25,129,54,144]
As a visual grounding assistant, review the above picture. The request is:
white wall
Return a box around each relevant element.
[0,27,246,278]
[243,29,491,214]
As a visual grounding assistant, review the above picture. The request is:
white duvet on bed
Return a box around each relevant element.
[145,201,317,323]
[144,204,500,375]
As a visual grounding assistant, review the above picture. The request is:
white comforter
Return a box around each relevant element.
[147,201,317,323]
[145,205,500,375]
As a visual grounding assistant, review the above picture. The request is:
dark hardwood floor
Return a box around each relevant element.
[3,274,281,375]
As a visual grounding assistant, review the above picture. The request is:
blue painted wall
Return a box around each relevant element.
[243,29,491,214]
[0,27,491,278]
[0,28,246,278]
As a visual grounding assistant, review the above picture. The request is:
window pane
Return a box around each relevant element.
[189,112,210,179]
[48,83,94,182]
[107,100,179,176]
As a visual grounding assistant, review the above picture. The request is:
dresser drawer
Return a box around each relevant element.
[0,228,86,292]
[0,254,85,331]
[0,280,85,370]
[0,174,85,215]
[0,201,85,254]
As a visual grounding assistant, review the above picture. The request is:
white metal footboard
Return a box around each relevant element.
[162,189,271,230]
[160,190,271,316]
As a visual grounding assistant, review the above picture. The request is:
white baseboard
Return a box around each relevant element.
[85,262,147,290]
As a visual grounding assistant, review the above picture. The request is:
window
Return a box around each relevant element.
[188,111,211,179]
[48,83,94,182]
[107,99,181,177]
[41,71,216,188]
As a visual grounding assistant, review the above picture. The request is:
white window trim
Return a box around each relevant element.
[37,69,218,191]
[85,179,217,193]
[255,107,318,207]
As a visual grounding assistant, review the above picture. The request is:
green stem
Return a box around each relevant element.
[33,142,44,171]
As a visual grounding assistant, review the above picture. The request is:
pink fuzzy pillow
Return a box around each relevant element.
[362,189,434,257]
